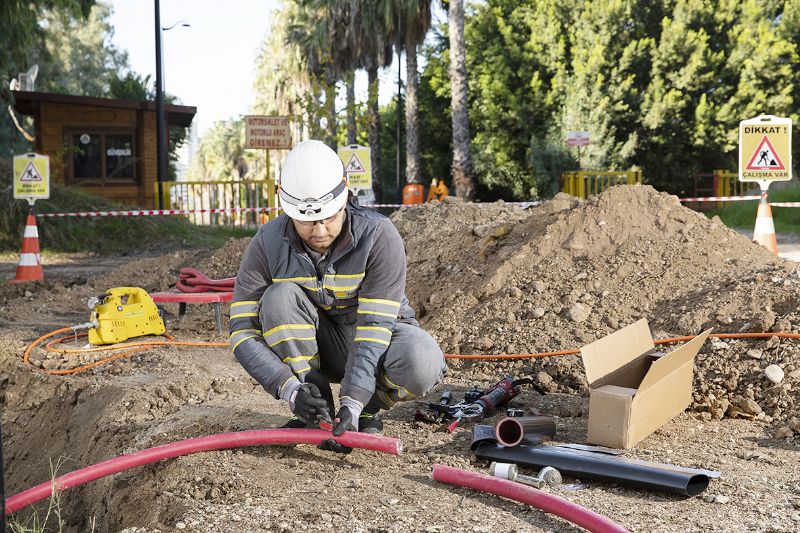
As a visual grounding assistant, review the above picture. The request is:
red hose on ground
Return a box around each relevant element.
[432,464,630,533]
[6,429,401,516]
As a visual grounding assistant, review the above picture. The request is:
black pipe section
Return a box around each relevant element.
[495,416,556,447]
[472,426,716,497]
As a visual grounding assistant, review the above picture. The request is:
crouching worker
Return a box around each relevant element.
[229,140,447,452]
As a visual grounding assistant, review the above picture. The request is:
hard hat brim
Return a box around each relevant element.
[280,188,348,222]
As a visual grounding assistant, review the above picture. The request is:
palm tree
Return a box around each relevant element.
[394,0,432,185]
[448,0,475,199]
[356,0,393,200]
[286,1,340,150]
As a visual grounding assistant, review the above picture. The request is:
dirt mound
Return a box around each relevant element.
[392,186,799,428]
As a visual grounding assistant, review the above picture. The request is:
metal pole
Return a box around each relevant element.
[154,0,168,209]
[396,48,401,202]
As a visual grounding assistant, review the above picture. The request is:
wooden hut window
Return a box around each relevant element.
[67,130,137,183]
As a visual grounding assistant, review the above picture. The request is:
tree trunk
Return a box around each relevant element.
[346,71,356,145]
[325,78,337,151]
[367,66,382,201]
[404,33,421,184]
[449,0,475,200]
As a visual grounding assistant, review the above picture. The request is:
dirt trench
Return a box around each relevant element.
[1,185,800,532]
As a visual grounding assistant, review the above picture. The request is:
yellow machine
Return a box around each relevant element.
[87,287,165,345]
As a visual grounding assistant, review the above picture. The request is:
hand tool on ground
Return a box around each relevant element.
[452,376,546,421]
[490,462,562,488]
[86,287,165,345]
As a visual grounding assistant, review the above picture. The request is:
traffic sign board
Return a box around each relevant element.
[244,116,292,150]
[338,144,372,190]
[567,131,590,147]
[13,153,50,202]
[739,115,792,182]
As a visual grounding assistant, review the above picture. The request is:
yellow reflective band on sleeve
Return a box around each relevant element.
[281,354,318,363]
[357,297,401,307]
[232,335,259,350]
[268,336,316,348]
[354,337,391,346]
[273,276,316,283]
[264,323,315,337]
[231,301,258,308]
[231,312,258,319]
[357,310,398,318]
[356,326,392,334]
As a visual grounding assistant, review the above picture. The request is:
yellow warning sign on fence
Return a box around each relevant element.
[13,153,50,201]
[338,144,372,189]
[739,115,792,182]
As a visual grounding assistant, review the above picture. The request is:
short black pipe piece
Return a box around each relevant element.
[495,416,556,447]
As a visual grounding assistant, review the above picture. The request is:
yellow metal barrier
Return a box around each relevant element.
[154,179,278,229]
[560,171,643,198]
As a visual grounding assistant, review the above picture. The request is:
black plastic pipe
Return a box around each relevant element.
[472,426,716,497]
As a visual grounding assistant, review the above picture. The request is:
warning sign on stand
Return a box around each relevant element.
[739,115,792,182]
[338,145,372,190]
[13,153,50,201]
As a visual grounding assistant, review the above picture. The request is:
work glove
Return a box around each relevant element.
[318,406,356,455]
[292,383,330,426]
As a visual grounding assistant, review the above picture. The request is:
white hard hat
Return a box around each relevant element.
[279,140,347,221]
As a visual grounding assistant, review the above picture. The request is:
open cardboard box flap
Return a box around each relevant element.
[581,318,655,386]
[638,328,712,392]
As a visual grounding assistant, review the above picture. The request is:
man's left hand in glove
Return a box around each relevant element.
[318,406,357,454]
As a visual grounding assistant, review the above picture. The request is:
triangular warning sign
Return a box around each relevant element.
[746,136,785,171]
[19,162,43,182]
[345,153,366,173]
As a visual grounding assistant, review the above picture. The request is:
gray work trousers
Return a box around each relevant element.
[259,282,446,409]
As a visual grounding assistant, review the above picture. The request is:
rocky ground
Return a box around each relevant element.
[1,185,799,532]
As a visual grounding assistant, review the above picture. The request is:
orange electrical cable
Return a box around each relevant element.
[25,327,800,376]
[23,327,227,376]
[444,331,800,360]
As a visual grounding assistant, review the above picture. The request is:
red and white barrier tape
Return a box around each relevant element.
[768,202,800,208]
[678,195,760,203]
[36,207,282,218]
[34,201,541,218]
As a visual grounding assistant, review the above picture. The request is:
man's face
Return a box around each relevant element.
[291,207,346,254]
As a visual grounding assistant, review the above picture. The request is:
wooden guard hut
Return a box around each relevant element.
[11,90,196,208]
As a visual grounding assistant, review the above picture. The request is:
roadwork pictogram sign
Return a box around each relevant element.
[739,115,792,182]
[13,153,50,201]
[337,144,372,190]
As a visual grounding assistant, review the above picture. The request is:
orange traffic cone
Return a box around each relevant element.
[753,196,778,255]
[10,209,44,283]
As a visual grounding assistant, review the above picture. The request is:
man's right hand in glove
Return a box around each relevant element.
[290,383,330,426]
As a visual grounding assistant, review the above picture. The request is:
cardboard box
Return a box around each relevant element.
[580,319,711,449]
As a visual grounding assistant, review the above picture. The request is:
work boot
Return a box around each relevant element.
[358,411,384,435]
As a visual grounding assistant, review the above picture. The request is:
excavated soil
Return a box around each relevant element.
[1,185,799,532]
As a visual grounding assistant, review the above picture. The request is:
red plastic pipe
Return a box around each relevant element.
[432,464,630,533]
[6,429,401,515]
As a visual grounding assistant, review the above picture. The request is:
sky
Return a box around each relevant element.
[109,0,278,137]
[107,0,431,140]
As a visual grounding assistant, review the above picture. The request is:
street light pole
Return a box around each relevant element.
[154,0,167,209]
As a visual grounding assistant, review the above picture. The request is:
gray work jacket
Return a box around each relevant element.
[228,201,416,407]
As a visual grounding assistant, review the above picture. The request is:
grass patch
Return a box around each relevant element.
[705,184,800,234]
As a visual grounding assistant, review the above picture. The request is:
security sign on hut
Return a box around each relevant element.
[11,152,50,282]
[739,115,793,255]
